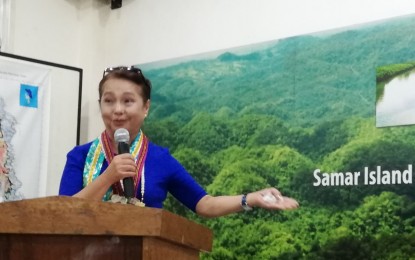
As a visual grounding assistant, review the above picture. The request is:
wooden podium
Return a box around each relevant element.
[0,196,213,259]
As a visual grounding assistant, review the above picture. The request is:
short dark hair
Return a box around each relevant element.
[99,68,151,102]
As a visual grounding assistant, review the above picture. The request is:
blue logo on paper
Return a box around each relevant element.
[20,84,39,108]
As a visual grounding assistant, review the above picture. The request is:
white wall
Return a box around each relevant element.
[3,0,415,194]
[8,1,81,65]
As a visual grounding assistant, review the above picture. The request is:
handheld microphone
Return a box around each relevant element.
[114,128,135,199]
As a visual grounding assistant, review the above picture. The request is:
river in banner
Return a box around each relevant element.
[376,68,415,127]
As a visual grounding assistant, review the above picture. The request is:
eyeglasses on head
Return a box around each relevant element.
[102,65,151,89]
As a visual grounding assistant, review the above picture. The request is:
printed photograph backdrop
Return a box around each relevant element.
[140,14,415,259]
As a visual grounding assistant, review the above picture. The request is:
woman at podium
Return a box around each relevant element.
[59,66,298,217]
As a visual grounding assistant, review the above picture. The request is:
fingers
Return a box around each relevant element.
[261,196,299,210]
[254,188,299,210]
[113,154,136,167]
[108,154,137,179]
[277,197,299,210]
[259,187,282,198]
[115,153,136,161]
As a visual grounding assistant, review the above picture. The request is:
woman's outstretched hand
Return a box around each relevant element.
[247,187,299,210]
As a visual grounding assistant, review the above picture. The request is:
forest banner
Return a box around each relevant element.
[0,59,50,202]
[139,14,415,259]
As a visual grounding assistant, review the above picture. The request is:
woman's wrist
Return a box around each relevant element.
[101,169,118,187]
[241,194,253,211]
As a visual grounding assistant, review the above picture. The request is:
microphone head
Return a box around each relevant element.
[114,128,130,143]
